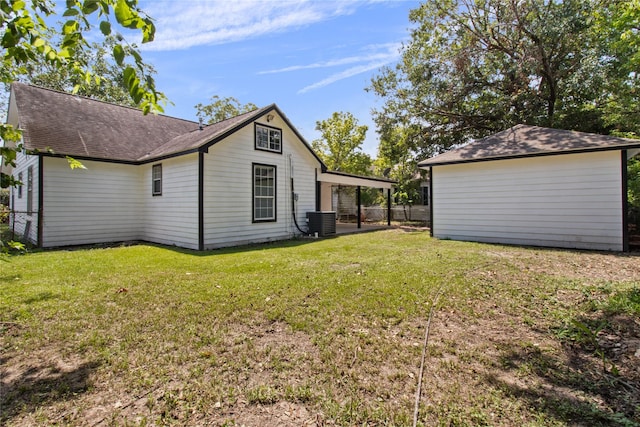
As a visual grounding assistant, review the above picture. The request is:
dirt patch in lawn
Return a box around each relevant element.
[2,243,639,426]
[483,246,640,283]
[0,348,100,424]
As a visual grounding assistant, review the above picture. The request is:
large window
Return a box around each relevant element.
[255,123,282,153]
[152,164,162,196]
[253,164,276,222]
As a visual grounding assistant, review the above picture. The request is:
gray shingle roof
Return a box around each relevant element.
[418,124,640,167]
[138,105,273,161]
[9,83,276,163]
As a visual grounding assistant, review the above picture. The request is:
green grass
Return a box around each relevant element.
[1,230,639,426]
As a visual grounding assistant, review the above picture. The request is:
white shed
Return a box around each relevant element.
[418,125,640,251]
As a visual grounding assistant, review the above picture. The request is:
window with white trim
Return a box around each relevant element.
[255,123,282,153]
[152,164,162,196]
[253,164,276,222]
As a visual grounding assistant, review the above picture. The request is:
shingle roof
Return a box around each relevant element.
[138,105,273,161]
[418,124,640,167]
[11,83,199,162]
[9,83,277,163]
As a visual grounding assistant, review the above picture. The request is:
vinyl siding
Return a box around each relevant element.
[142,154,199,249]
[9,151,39,244]
[202,115,319,249]
[432,151,624,251]
[41,157,143,247]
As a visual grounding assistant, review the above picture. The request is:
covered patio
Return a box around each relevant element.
[315,171,395,232]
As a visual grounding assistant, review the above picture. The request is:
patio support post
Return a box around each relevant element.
[357,185,362,229]
[387,188,391,226]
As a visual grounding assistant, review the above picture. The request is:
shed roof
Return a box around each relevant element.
[418,124,640,167]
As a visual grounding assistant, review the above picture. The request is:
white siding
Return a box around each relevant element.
[39,155,199,249]
[9,151,39,244]
[41,158,143,247]
[11,115,321,250]
[202,115,319,249]
[142,154,199,249]
[432,151,624,251]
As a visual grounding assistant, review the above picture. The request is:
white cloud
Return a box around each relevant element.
[258,43,401,74]
[141,0,370,51]
[297,60,392,94]
[257,42,401,93]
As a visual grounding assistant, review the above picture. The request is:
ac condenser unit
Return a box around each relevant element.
[306,211,336,236]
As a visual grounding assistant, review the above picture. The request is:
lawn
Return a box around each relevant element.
[1,229,639,426]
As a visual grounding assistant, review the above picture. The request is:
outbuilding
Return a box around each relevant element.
[418,125,640,251]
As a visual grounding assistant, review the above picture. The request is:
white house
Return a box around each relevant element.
[418,125,640,252]
[5,83,393,250]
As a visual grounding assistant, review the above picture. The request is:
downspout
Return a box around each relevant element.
[622,150,629,252]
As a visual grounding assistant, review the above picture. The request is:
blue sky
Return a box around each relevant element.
[135,0,420,156]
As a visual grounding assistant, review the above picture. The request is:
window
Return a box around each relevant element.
[422,186,429,206]
[27,166,33,214]
[253,164,276,222]
[255,124,282,153]
[152,164,162,196]
[17,172,23,198]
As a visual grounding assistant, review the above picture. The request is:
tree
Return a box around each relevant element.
[1,0,164,189]
[374,126,421,219]
[312,111,371,176]
[195,95,257,124]
[368,0,637,159]
[7,34,152,108]
[629,157,640,209]
[596,0,640,133]
[312,111,372,220]
[1,0,163,252]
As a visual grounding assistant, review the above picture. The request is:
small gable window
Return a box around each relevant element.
[152,164,162,196]
[255,123,282,153]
